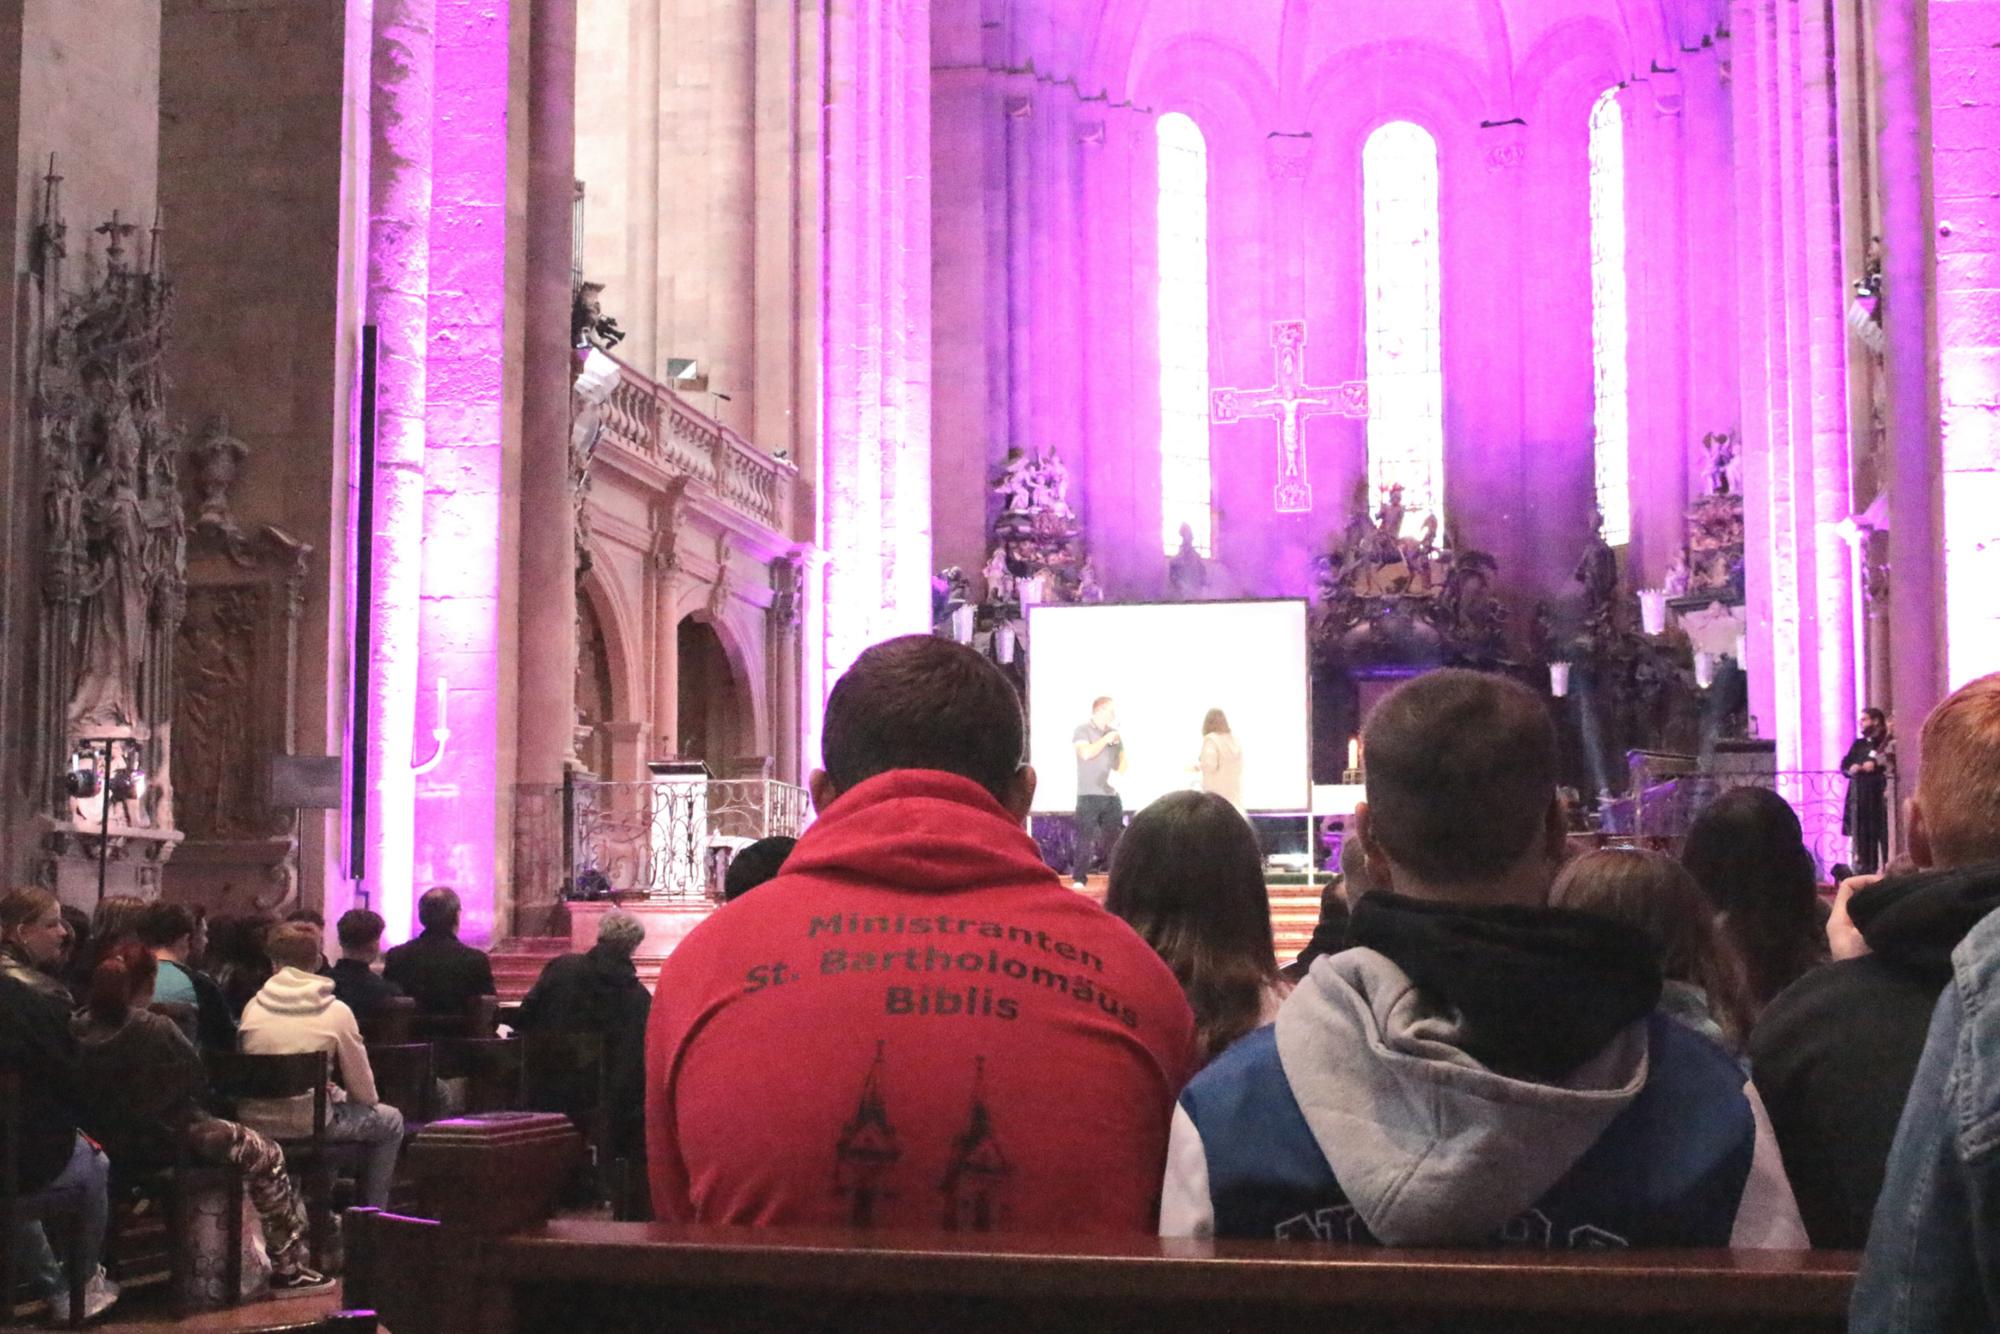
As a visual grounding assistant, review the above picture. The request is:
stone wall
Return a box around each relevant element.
[157,0,362,918]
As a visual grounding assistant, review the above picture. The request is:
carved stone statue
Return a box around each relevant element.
[1573,507,1620,620]
[992,446,1036,514]
[1029,447,1076,521]
[981,546,1014,604]
[1701,430,1741,498]
[189,416,249,545]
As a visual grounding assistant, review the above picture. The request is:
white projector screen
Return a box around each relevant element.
[1026,600,1311,814]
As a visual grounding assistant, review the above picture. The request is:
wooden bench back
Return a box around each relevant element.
[346,1116,1860,1334]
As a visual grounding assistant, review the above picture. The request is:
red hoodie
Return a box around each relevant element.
[645,769,1197,1235]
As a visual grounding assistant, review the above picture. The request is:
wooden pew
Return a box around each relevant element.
[347,1116,1859,1334]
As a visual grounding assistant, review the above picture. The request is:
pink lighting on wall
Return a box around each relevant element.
[414,0,510,946]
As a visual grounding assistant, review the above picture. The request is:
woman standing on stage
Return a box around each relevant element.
[1197,709,1246,814]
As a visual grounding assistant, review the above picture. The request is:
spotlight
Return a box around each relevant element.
[64,765,101,800]
[108,767,145,803]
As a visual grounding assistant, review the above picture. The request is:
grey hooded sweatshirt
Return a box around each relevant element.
[1161,942,1804,1248]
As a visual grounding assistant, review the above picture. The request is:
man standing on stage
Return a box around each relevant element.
[1072,697,1127,887]
[1842,707,1893,875]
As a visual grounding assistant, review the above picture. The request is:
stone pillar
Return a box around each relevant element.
[1874,0,1943,766]
[515,0,578,799]
[414,0,512,947]
[513,0,579,942]
[1925,0,2000,686]
[648,513,681,759]
[1003,89,1035,450]
[360,0,436,940]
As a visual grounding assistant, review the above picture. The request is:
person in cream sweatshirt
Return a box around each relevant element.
[238,921,405,1207]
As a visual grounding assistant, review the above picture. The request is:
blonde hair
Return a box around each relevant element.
[1917,673,2000,867]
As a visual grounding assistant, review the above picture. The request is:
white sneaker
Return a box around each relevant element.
[46,1266,120,1323]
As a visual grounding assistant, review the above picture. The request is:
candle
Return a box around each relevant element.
[1347,737,1360,772]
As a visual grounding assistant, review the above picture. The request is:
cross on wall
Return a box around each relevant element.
[1209,320,1369,515]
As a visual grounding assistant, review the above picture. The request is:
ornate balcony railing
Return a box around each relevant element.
[597,355,796,533]
[567,775,809,902]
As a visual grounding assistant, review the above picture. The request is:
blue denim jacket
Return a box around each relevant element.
[1851,903,2000,1331]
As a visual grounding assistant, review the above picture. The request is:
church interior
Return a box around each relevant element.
[0,0,1997,1326]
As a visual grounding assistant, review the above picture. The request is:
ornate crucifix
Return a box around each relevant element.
[1210,319,1369,514]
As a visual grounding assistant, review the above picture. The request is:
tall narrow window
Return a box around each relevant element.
[1589,87,1632,546]
[1362,121,1445,536]
[1158,111,1213,556]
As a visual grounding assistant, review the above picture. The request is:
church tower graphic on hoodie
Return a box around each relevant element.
[834,1041,903,1227]
[941,1056,1012,1231]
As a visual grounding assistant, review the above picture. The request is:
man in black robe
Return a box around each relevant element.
[1842,707,1893,874]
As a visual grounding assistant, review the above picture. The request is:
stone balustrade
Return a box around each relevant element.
[597,355,796,534]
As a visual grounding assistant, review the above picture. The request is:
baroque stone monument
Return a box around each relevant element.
[29,165,187,900]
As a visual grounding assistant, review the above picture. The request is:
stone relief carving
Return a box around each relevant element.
[30,164,187,889]
[709,534,736,619]
[189,416,250,548]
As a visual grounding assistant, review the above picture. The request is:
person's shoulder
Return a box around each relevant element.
[1072,723,1091,740]
[1181,1024,1286,1117]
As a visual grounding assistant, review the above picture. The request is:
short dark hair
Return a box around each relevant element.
[1361,669,1558,887]
[337,908,387,951]
[821,636,1025,803]
[136,902,196,949]
[418,886,462,933]
[724,837,797,902]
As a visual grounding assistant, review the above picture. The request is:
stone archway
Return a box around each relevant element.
[677,616,753,769]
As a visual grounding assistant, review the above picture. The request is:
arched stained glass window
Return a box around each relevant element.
[1158,111,1213,556]
[1362,121,1445,536]
[1589,87,1632,546]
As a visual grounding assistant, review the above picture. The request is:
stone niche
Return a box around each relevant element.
[161,420,315,918]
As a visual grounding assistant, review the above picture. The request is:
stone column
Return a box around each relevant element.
[516,0,578,795]
[513,0,579,942]
[360,0,436,939]
[1003,89,1035,450]
[1873,0,1943,766]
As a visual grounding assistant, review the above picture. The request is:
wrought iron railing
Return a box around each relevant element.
[566,775,809,902]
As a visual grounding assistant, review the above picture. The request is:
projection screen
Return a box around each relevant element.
[1025,599,1311,814]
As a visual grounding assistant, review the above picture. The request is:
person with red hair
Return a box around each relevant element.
[70,941,331,1296]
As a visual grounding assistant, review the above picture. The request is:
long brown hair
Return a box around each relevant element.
[1106,791,1277,1061]
[1680,787,1826,1010]
[1551,847,1757,1049]
[0,886,59,944]
[86,940,158,1026]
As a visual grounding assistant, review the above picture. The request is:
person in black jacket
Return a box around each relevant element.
[516,910,651,1158]
[382,886,495,1025]
[330,908,404,1029]
[1841,707,1894,875]
[1750,676,2000,1248]
[0,927,118,1321]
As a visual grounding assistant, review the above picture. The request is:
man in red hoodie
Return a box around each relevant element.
[646,635,1197,1234]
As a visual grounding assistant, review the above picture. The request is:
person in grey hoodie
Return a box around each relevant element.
[1161,669,1805,1249]
[238,921,404,1208]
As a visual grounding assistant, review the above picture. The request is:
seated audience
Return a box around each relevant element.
[0,925,118,1322]
[1551,848,1756,1054]
[646,635,1195,1233]
[137,902,237,1050]
[1681,787,1829,1014]
[237,922,405,1208]
[1760,671,2000,1251]
[1107,791,1287,1062]
[723,836,797,902]
[383,886,496,1022]
[1161,669,1803,1247]
[1851,673,2000,1328]
[330,908,404,1030]
[207,913,277,1018]
[1280,834,1370,983]
[518,910,651,1157]
[72,942,329,1294]
[0,887,72,1004]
